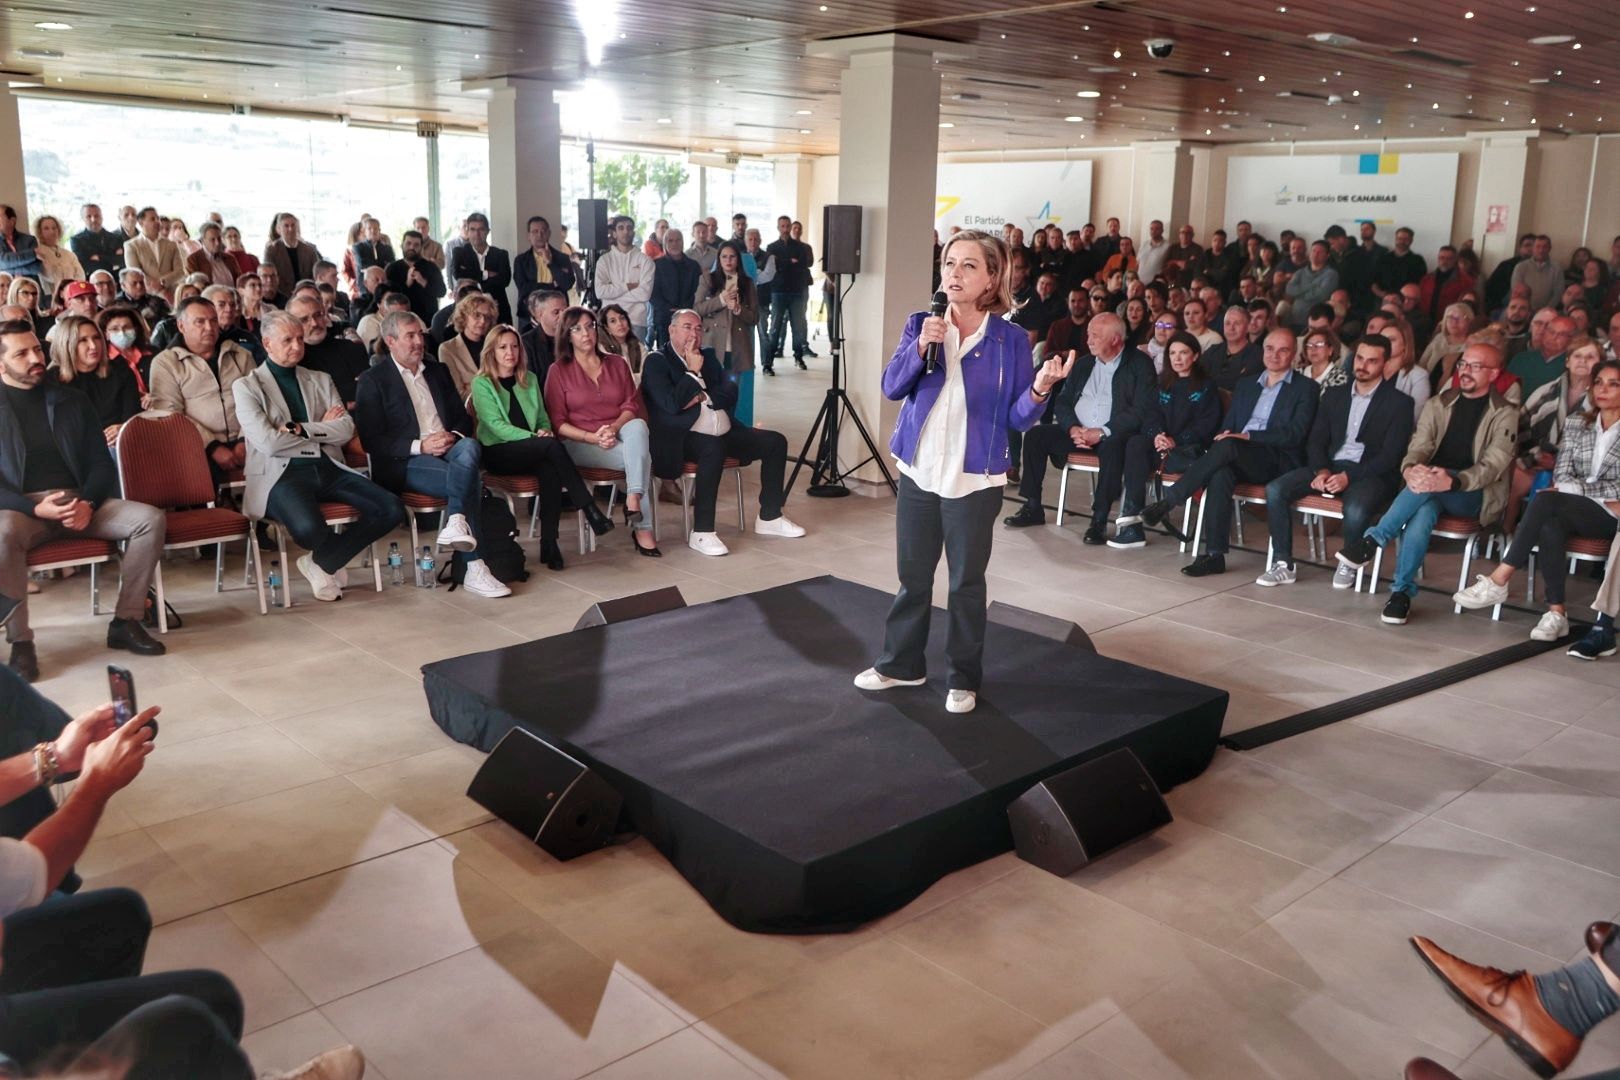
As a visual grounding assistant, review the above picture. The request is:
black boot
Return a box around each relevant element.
[539,539,566,571]
[107,617,165,656]
[1140,500,1188,542]
[583,502,615,537]
[8,641,39,683]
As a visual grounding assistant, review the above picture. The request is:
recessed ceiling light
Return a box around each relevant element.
[33,20,71,30]
[798,128,811,134]
[1257,74,1266,82]
[1463,9,1474,15]
[1529,34,1574,44]
[817,4,827,9]
[938,121,954,128]
[1112,47,1122,58]
[712,147,727,153]
[1077,89,1100,98]
[1064,115,1084,122]
[795,109,812,115]
[656,117,671,123]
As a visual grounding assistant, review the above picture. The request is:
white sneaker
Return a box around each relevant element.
[946,689,977,714]
[437,512,476,552]
[754,514,806,538]
[459,559,512,598]
[1452,574,1509,610]
[689,531,729,556]
[1331,562,1358,590]
[853,667,925,690]
[262,1044,365,1080]
[1254,560,1297,587]
[332,567,349,589]
[1531,609,1571,642]
[295,554,342,601]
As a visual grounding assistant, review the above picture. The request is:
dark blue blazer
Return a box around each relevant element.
[353,357,474,493]
[1221,369,1319,468]
[1052,348,1157,438]
[640,345,748,480]
[0,382,119,514]
[1306,377,1415,481]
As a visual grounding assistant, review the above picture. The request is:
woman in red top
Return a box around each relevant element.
[95,304,155,401]
[221,226,259,277]
[544,306,661,556]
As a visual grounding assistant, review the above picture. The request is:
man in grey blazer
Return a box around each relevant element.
[234,310,403,601]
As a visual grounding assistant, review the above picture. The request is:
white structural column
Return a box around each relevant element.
[1469,130,1539,273]
[771,155,816,230]
[483,78,562,256]
[811,34,957,487]
[0,92,28,226]
[1131,141,1196,242]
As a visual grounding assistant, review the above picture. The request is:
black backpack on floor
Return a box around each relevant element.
[440,493,529,588]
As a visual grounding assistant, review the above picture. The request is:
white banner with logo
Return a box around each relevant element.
[1223,152,1459,260]
[934,160,1094,236]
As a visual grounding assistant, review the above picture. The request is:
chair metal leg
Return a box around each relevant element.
[1191,494,1207,557]
[214,543,226,593]
[90,562,100,615]
[1178,499,1193,554]
[1453,535,1475,615]
[369,542,383,592]
[278,528,294,608]
[155,564,168,634]
[680,476,694,539]
[735,468,745,531]
[247,538,266,615]
[410,512,422,587]
[1056,467,1070,526]
[1231,497,1246,545]
[1369,543,1384,594]
[1528,551,1537,603]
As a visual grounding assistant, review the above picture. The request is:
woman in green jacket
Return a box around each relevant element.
[471,324,615,570]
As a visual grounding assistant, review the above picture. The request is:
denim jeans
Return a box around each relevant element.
[768,292,809,359]
[403,436,484,560]
[1364,486,1483,596]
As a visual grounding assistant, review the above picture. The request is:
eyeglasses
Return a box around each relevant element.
[1153,321,1177,330]
[1090,294,1108,302]
[1455,360,1495,372]
[1306,340,1331,349]
[570,322,597,334]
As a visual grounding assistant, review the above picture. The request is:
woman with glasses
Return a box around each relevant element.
[1300,327,1349,390]
[1145,311,1181,374]
[437,293,499,401]
[544,306,661,557]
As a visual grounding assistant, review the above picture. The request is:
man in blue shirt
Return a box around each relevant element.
[0,206,42,282]
[1142,328,1319,576]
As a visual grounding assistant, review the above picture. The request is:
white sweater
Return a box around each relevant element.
[594,246,655,328]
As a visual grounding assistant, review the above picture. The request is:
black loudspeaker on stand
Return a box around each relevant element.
[1007,748,1172,877]
[786,204,898,499]
[577,195,609,310]
[466,728,623,861]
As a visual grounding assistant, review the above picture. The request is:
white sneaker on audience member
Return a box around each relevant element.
[853,667,925,690]
[1531,609,1570,642]
[1254,561,1296,587]
[946,690,977,714]
[332,567,349,589]
[754,514,806,538]
[1331,562,1358,590]
[437,513,476,552]
[459,559,511,598]
[689,531,729,556]
[295,554,342,602]
[1452,574,1509,609]
[265,1044,365,1080]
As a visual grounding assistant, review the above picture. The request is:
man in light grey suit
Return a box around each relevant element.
[233,309,403,601]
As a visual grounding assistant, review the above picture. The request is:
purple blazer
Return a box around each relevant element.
[883,311,1043,479]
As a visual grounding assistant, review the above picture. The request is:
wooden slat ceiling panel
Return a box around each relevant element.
[3,0,1617,152]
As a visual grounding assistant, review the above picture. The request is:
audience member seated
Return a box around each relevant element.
[1143,308,1179,373]
[641,309,803,556]
[1417,301,1476,394]
[1378,319,1430,423]
[148,296,255,483]
[185,221,237,287]
[1119,332,1222,549]
[356,286,404,351]
[288,293,368,408]
[49,315,139,445]
[430,280,477,344]
[1452,357,1620,638]
[1002,313,1153,544]
[601,302,646,377]
[50,280,97,335]
[435,293,498,402]
[120,207,184,300]
[1510,234,1561,311]
[1510,311,1573,397]
[0,319,165,681]
[471,324,614,571]
[202,283,266,366]
[1043,287,1090,361]
[1202,305,1264,391]
[1255,335,1415,588]
[1510,334,1599,534]
[1180,295,1220,353]
[115,267,169,328]
[89,268,117,309]
[1141,328,1319,576]
[519,290,568,386]
[354,311,510,597]
[385,230,446,329]
[1335,342,1517,626]
[544,306,662,557]
[1299,326,1349,391]
[5,278,48,341]
[234,309,403,601]
[97,305,155,396]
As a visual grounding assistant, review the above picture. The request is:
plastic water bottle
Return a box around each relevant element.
[387,542,404,586]
[417,545,437,588]
[268,560,283,607]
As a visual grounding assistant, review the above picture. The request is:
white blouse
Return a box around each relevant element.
[897,315,999,498]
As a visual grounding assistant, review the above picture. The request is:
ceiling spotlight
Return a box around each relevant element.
[1257,74,1266,82]
[1064,115,1084,122]
[1112,47,1122,58]
[798,128,811,134]
[1529,34,1574,44]
[33,20,71,29]
[1572,41,1582,49]
[1432,101,1440,108]
[656,117,671,123]
[1077,89,1101,98]
[1464,9,1474,16]
[795,108,812,115]
[818,4,828,9]
[938,121,954,128]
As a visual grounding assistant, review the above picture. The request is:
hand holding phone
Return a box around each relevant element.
[107,665,157,737]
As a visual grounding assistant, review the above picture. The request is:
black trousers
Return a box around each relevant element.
[483,436,598,543]
[1264,464,1396,564]
[878,475,1002,691]
[0,888,247,1075]
[263,457,405,575]
[1017,425,1131,519]
[1162,438,1291,555]
[683,425,788,533]
[1122,439,1205,518]
[1503,490,1620,605]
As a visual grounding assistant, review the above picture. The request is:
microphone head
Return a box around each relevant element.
[930,290,948,312]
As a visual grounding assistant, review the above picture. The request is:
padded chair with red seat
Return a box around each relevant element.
[26,538,115,615]
[115,413,266,630]
[1054,451,1101,527]
[677,458,745,540]
[1526,534,1614,603]
[1365,514,1503,618]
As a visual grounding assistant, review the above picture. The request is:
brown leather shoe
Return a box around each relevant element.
[1586,921,1615,959]
[1411,936,1579,1079]
[1405,1059,1460,1080]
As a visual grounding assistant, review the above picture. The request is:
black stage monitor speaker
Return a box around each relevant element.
[822,204,862,275]
[578,198,610,251]
[573,586,686,632]
[1008,748,1171,877]
[467,728,623,861]
[987,600,1094,652]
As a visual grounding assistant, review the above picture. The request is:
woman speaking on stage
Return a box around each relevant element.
[854,229,1074,714]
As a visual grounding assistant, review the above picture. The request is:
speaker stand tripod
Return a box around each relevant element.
[787,273,897,498]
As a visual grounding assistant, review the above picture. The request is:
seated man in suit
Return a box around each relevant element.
[521,289,568,387]
[640,308,803,557]
[1002,313,1155,546]
[0,319,165,682]
[353,311,509,598]
[234,310,403,601]
[1141,327,1320,576]
[1255,334,1415,588]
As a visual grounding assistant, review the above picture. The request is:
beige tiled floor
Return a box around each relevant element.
[22,361,1620,1079]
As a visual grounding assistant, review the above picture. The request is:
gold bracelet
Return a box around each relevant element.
[34,742,59,788]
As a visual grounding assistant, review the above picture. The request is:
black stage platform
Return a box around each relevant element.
[424,575,1227,933]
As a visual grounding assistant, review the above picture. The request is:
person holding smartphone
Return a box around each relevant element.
[0,318,167,683]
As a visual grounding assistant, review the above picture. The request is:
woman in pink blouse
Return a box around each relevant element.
[544,306,661,556]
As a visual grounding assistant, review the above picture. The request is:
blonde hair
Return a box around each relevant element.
[477,324,529,389]
[939,230,1013,315]
[451,292,498,333]
[1381,319,1418,372]
[50,315,106,382]
[6,276,41,309]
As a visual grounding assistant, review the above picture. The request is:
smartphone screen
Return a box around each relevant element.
[108,665,136,727]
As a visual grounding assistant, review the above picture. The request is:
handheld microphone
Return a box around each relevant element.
[923,290,948,374]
